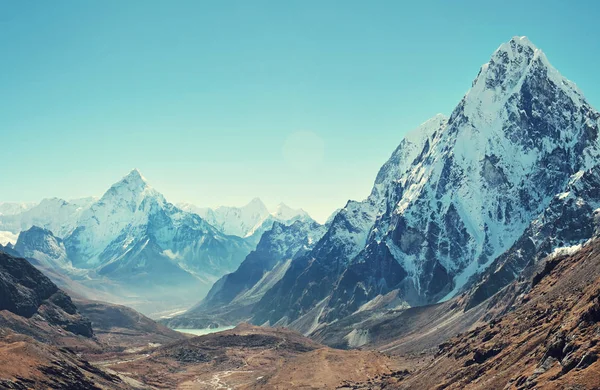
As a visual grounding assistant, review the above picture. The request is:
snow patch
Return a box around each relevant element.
[0,231,18,245]
[344,329,370,348]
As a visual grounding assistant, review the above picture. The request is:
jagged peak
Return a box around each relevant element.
[457,36,586,128]
[501,36,539,53]
[98,169,162,206]
[273,202,295,214]
[123,168,147,184]
[111,169,150,190]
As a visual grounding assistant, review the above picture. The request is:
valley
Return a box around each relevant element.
[2,34,600,389]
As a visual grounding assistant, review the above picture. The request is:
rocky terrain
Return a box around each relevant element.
[0,251,93,341]
[96,323,397,389]
[2,36,600,390]
[74,299,186,351]
[0,251,126,389]
[342,238,600,389]
[176,36,600,337]
[0,250,395,389]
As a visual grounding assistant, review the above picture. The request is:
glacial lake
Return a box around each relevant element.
[173,326,235,336]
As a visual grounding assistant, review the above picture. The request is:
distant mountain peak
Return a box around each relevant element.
[244,197,269,213]
[100,169,156,204]
[122,168,148,186]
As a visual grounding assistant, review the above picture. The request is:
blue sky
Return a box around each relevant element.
[1,0,599,222]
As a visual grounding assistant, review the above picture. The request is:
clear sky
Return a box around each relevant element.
[1,0,599,222]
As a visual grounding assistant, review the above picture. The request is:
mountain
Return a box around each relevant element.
[465,164,600,310]
[64,170,251,277]
[341,237,600,389]
[0,197,96,238]
[14,226,75,273]
[0,250,93,339]
[179,197,270,237]
[7,170,255,316]
[248,36,600,332]
[250,114,448,331]
[179,198,314,243]
[73,298,185,349]
[164,219,328,328]
[0,250,188,388]
[0,201,36,216]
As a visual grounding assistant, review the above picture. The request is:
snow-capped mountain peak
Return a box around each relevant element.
[177,198,314,239]
[246,197,269,213]
[102,169,155,200]
[93,169,165,218]
[65,170,173,266]
[249,36,600,329]
[461,36,584,129]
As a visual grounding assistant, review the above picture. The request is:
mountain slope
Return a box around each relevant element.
[0,251,93,339]
[349,237,600,389]
[466,165,600,310]
[0,202,36,216]
[14,226,75,274]
[250,36,600,332]
[164,219,327,328]
[65,169,251,277]
[0,251,125,388]
[250,115,447,329]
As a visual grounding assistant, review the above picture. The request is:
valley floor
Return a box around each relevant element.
[82,323,402,390]
[2,238,600,389]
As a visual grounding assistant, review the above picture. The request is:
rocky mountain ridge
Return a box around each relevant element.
[244,36,600,332]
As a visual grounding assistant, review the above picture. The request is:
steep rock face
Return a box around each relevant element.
[204,220,326,308]
[0,251,93,338]
[251,36,600,330]
[244,208,316,247]
[14,226,72,272]
[359,36,599,307]
[465,165,600,309]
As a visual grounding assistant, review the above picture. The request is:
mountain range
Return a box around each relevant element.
[0,170,317,316]
[166,36,600,336]
[178,198,314,244]
[2,35,600,389]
